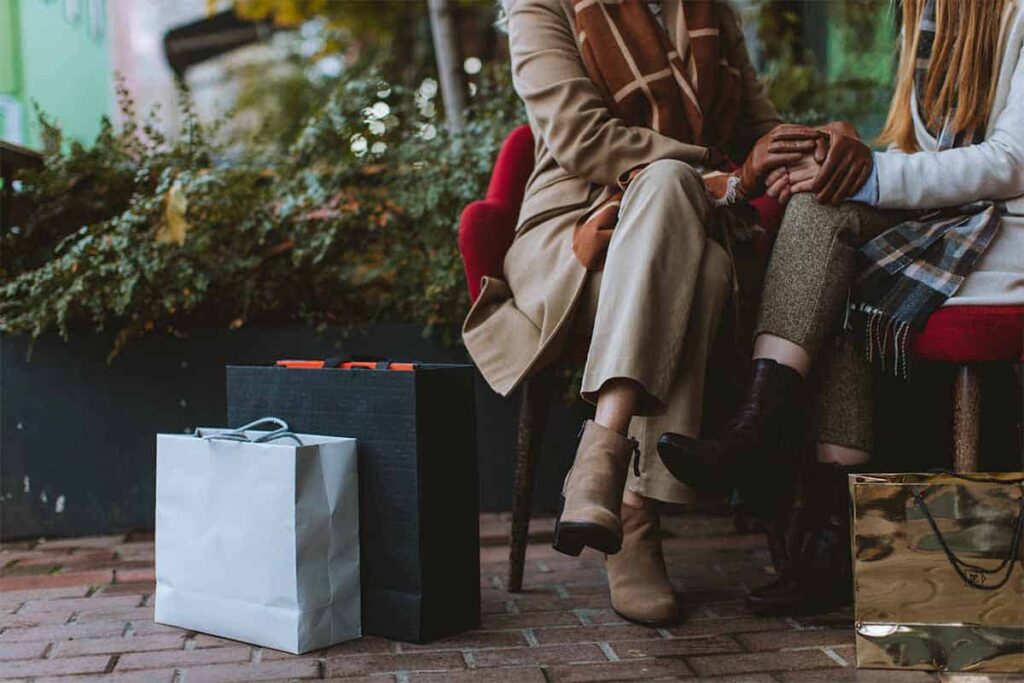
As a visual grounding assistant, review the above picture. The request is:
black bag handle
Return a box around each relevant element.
[323,354,390,369]
[912,471,1024,591]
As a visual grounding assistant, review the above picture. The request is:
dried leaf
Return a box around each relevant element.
[155,180,190,246]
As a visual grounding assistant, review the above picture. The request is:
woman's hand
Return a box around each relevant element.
[803,129,874,205]
[766,154,823,205]
[736,125,824,197]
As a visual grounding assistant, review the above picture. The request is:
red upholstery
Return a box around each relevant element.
[459,126,535,302]
[912,305,1024,363]
[459,125,785,303]
[749,194,784,253]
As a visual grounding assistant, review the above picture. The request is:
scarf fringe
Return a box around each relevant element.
[856,303,914,380]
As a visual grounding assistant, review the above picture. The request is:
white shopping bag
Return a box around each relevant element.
[155,418,360,654]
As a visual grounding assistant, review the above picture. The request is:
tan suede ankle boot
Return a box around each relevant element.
[552,421,635,557]
[606,499,680,626]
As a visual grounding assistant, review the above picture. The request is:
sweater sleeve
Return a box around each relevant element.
[874,42,1024,209]
[848,161,880,205]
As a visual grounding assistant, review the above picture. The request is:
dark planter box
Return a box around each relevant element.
[1,325,589,541]
[2,325,1020,541]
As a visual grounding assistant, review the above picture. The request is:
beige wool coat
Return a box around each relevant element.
[464,0,782,397]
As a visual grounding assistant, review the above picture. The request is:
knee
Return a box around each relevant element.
[629,160,707,212]
[635,159,704,191]
[779,193,855,245]
[620,160,709,243]
[782,193,833,228]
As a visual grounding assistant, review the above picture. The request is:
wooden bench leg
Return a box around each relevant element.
[953,365,981,473]
[507,371,552,593]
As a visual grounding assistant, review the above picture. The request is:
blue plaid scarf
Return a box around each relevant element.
[852,0,1003,377]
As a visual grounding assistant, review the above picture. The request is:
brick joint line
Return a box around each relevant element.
[596,641,619,662]
[823,646,849,667]
[783,616,805,631]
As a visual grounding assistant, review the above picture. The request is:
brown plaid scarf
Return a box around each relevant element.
[570,0,741,270]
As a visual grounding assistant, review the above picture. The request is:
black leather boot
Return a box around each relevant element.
[746,461,854,615]
[657,359,804,515]
[762,499,804,576]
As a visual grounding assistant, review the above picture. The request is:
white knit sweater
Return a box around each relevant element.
[874,0,1024,306]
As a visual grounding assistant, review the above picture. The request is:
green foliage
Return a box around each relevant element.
[1,66,522,358]
[2,0,898,359]
[228,0,491,32]
[757,0,894,135]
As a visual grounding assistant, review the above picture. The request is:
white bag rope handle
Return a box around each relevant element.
[197,417,303,446]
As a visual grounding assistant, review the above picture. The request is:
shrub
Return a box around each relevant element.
[1,66,522,358]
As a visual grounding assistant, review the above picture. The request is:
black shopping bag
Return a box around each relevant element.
[226,362,480,643]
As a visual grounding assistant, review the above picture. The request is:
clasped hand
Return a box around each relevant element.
[762,121,873,206]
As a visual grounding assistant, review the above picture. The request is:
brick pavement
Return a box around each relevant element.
[0,513,1015,682]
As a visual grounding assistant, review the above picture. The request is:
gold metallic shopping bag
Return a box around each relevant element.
[851,472,1024,673]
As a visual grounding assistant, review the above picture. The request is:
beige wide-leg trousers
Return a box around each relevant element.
[573,160,733,504]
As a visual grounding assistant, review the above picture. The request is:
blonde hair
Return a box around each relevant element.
[878,0,1008,152]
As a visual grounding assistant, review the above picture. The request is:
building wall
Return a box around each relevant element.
[1,0,112,147]
[107,0,210,140]
[0,0,25,142]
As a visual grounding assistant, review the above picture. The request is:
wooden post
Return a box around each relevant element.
[953,365,981,473]
[507,371,552,593]
[427,0,467,134]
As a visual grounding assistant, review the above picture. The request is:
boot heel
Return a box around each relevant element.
[553,490,621,556]
[553,522,621,556]
[552,495,585,556]
[552,521,585,557]
[553,494,622,556]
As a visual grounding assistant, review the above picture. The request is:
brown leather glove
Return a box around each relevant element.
[736,124,823,197]
[811,129,874,205]
[817,120,860,140]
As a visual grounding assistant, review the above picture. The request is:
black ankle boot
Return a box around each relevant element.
[657,359,804,514]
[746,461,854,615]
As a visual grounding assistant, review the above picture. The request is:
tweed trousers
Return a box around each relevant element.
[574,160,733,504]
[755,194,902,452]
